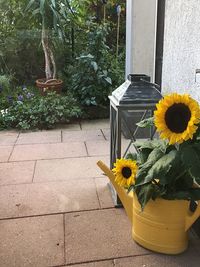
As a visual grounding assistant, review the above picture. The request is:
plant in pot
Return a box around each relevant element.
[26,0,67,94]
[97,93,200,254]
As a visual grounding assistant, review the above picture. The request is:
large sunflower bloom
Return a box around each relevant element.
[154,93,200,144]
[112,158,138,187]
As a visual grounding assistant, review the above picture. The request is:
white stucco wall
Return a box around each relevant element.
[126,0,157,81]
[162,0,200,101]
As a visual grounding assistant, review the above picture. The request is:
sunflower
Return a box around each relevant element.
[112,158,138,187]
[154,93,200,144]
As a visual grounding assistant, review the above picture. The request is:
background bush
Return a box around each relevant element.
[0,0,126,129]
[0,92,81,130]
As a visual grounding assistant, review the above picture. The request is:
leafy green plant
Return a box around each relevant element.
[70,22,124,106]
[26,0,71,80]
[0,75,11,91]
[0,78,37,110]
[0,92,81,130]
[70,53,112,106]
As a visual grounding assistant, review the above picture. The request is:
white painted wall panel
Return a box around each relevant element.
[162,0,200,101]
[126,0,157,81]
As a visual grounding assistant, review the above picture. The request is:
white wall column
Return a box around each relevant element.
[125,0,134,78]
[162,0,200,101]
[125,0,158,81]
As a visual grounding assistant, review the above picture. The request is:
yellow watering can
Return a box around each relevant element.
[97,160,200,254]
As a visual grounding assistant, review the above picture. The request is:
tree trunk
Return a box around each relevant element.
[49,47,56,79]
[41,24,52,80]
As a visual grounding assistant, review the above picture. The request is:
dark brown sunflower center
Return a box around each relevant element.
[165,103,191,133]
[122,167,132,179]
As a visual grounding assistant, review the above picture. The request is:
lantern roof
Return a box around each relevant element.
[110,74,162,106]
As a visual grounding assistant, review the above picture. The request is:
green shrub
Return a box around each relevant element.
[0,80,38,110]
[0,92,81,130]
[68,23,113,107]
[68,22,125,108]
[0,75,12,92]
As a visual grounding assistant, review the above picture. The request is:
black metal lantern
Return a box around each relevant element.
[109,74,162,206]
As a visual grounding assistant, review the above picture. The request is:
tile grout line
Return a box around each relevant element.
[15,132,20,144]
[84,141,89,156]
[63,214,66,265]
[0,153,109,164]
[7,132,20,162]
[79,121,82,130]
[0,207,116,221]
[14,141,79,146]
[61,130,63,143]
[93,178,102,209]
[0,176,105,188]
[52,253,152,267]
[100,128,107,140]
[31,161,37,183]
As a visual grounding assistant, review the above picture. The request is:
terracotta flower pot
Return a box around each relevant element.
[36,78,63,95]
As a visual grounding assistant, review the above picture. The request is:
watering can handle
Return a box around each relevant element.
[185,201,200,231]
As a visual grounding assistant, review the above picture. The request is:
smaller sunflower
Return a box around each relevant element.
[154,93,200,144]
[112,158,138,187]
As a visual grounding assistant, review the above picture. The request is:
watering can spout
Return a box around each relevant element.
[97,160,133,222]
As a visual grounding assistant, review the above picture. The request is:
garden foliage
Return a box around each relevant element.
[0,0,126,129]
[0,91,81,130]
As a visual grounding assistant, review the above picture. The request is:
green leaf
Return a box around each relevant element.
[165,188,200,201]
[40,0,46,14]
[32,8,40,16]
[134,139,168,153]
[91,61,98,72]
[181,146,200,167]
[126,153,138,161]
[190,164,200,185]
[26,0,35,11]
[127,185,135,194]
[174,172,194,190]
[136,183,155,210]
[51,0,56,8]
[138,150,178,186]
[165,191,191,200]
[136,117,154,128]
[104,76,112,85]
[181,146,200,185]
[136,148,164,184]
[137,148,152,164]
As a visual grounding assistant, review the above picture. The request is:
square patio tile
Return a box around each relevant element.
[0,161,35,186]
[101,129,131,141]
[62,130,105,142]
[66,260,114,267]
[86,140,109,156]
[0,132,18,145]
[17,130,61,145]
[0,179,100,219]
[65,209,149,265]
[0,146,13,162]
[34,156,109,182]
[0,214,64,267]
[81,119,109,130]
[86,136,135,158]
[95,178,114,209]
[10,142,87,161]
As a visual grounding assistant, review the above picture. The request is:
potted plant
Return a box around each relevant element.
[97,93,200,254]
[26,0,65,94]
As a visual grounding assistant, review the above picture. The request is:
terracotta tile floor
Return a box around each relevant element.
[0,119,200,267]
